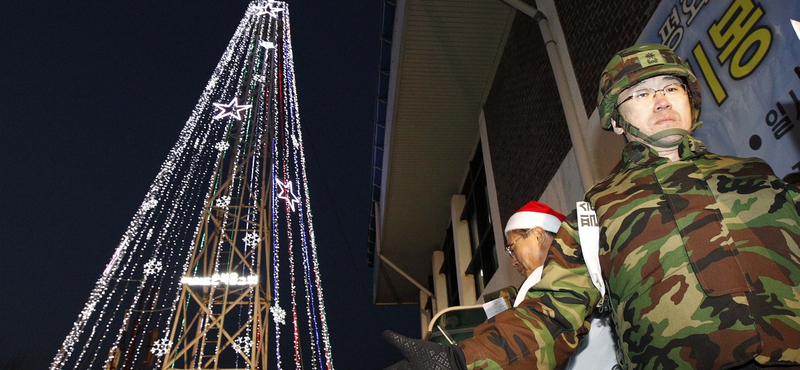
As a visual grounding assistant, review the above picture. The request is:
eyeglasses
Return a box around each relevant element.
[505,229,532,257]
[616,82,687,108]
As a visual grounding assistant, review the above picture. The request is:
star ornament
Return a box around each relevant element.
[249,5,270,15]
[212,97,252,120]
[243,231,261,248]
[216,195,231,209]
[214,141,230,152]
[233,336,252,355]
[275,179,301,212]
[143,258,163,276]
[270,305,287,325]
[151,338,172,357]
[250,1,284,18]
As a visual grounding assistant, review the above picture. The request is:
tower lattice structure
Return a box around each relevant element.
[50,2,334,369]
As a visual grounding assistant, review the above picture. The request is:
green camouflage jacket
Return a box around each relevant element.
[460,136,800,369]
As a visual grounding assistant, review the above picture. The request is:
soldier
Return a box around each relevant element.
[383,43,800,369]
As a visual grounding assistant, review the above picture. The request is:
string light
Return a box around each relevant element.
[51,1,335,369]
[180,273,258,286]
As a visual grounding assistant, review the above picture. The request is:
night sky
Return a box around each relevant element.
[0,1,417,368]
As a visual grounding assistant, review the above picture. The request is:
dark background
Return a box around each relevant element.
[0,1,417,368]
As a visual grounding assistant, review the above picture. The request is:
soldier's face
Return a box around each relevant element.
[614,75,693,143]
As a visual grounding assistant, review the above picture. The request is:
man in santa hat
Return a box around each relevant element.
[503,201,565,308]
[382,201,617,370]
[504,201,618,370]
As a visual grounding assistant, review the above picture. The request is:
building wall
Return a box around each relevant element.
[483,0,663,221]
[476,0,663,301]
[556,0,661,116]
[482,11,572,230]
[425,0,664,330]
[537,148,584,216]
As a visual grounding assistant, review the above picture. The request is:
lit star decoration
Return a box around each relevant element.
[250,1,284,18]
[276,179,301,212]
[216,195,231,208]
[212,97,252,120]
[233,336,252,355]
[243,232,261,248]
[270,305,286,325]
[249,4,270,16]
[214,140,230,152]
[143,259,162,276]
[151,338,172,357]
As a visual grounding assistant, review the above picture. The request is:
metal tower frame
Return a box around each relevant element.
[51,2,335,369]
[161,133,272,369]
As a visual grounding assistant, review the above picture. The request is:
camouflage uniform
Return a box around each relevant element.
[459,136,800,369]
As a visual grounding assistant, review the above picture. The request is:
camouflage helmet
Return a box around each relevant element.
[598,43,702,131]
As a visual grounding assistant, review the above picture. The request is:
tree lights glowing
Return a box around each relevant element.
[276,179,301,212]
[212,97,253,120]
[180,273,259,286]
[50,1,335,369]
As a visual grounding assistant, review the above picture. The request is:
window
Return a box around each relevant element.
[461,143,497,297]
[439,225,461,307]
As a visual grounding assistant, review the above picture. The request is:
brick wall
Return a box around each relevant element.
[483,12,572,229]
[483,0,661,228]
[556,0,661,115]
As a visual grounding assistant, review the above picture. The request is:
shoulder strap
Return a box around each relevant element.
[576,201,606,308]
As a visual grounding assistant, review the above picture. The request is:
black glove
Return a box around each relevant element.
[382,330,467,370]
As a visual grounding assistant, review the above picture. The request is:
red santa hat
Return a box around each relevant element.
[504,201,566,234]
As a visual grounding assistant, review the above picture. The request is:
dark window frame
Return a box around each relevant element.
[439,224,461,307]
[460,143,498,297]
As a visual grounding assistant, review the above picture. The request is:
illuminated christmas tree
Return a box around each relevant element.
[50,1,334,369]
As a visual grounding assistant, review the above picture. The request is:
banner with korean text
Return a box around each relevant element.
[637,0,800,177]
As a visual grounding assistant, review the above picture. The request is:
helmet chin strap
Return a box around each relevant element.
[616,116,690,148]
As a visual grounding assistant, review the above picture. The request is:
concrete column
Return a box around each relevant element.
[431,250,448,314]
[419,290,431,336]
[478,111,522,297]
[451,194,477,305]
